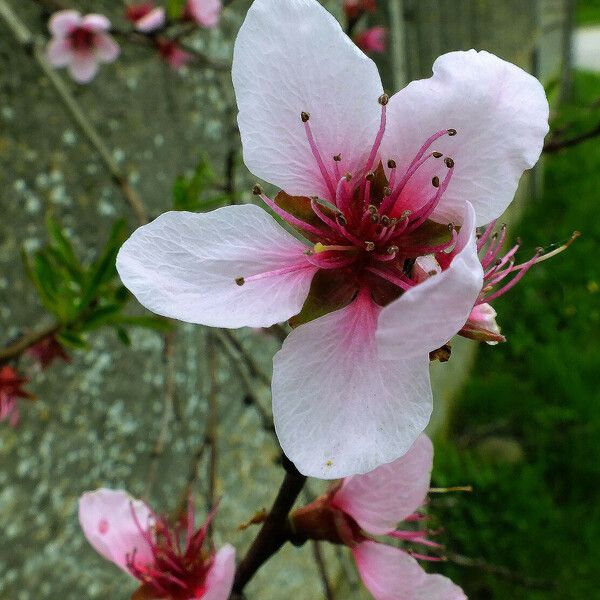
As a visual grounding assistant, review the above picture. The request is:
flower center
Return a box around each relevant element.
[69,27,96,51]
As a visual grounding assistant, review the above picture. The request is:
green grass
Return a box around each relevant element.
[431,71,600,599]
[578,0,600,26]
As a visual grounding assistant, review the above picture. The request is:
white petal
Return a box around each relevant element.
[381,50,549,226]
[201,544,236,600]
[332,434,433,534]
[78,488,154,575]
[94,33,120,63]
[47,38,73,67]
[68,51,98,84]
[273,290,431,479]
[81,14,111,32]
[48,10,81,37]
[116,205,318,328]
[415,574,467,600]
[232,0,383,201]
[377,202,483,357]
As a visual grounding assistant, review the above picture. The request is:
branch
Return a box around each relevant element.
[0,323,59,365]
[220,330,271,387]
[543,121,600,153]
[446,551,556,590]
[232,459,307,593]
[1,0,149,225]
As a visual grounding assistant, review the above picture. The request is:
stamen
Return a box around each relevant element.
[533,230,580,264]
[333,154,342,181]
[482,249,543,303]
[310,199,364,246]
[365,265,413,290]
[336,173,352,215]
[477,219,498,251]
[236,262,314,285]
[364,94,389,174]
[254,186,327,238]
[301,112,336,201]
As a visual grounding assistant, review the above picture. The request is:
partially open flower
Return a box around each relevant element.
[25,335,70,370]
[126,3,166,33]
[156,39,193,70]
[0,365,34,428]
[117,0,549,479]
[186,0,222,28]
[79,489,235,600]
[46,10,120,84]
[291,435,466,599]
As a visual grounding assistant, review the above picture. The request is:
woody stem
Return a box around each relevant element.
[232,458,307,594]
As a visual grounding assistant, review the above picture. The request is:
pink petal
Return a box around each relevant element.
[46,38,73,67]
[353,541,425,600]
[377,202,483,357]
[81,14,112,32]
[135,7,166,33]
[48,10,81,36]
[332,434,433,534]
[78,489,154,575]
[353,541,466,600]
[116,205,318,328]
[187,0,222,28]
[272,289,431,479]
[200,544,236,600]
[94,33,120,63]
[232,0,384,202]
[381,50,549,226]
[68,51,99,84]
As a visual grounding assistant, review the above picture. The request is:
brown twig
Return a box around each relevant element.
[206,332,219,523]
[543,121,600,153]
[311,541,335,600]
[232,458,307,593]
[446,551,556,590]
[221,330,271,387]
[2,0,149,225]
[0,323,59,365]
[213,330,274,433]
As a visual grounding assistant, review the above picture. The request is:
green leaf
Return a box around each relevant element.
[113,315,173,332]
[172,157,219,211]
[167,0,187,20]
[56,329,88,350]
[45,217,84,283]
[115,327,131,346]
[79,303,125,331]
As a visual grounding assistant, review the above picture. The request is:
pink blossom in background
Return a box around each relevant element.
[126,3,166,33]
[25,335,70,370]
[186,0,222,28]
[156,39,193,70]
[116,0,549,479]
[355,26,386,54]
[79,489,235,600]
[291,435,467,599]
[343,0,377,21]
[46,10,120,84]
[0,365,34,428]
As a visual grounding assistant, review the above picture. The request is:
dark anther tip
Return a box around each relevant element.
[444,157,455,169]
[432,151,443,158]
[252,184,263,195]
[432,176,440,188]
[378,93,389,106]
[387,159,397,169]
[333,154,342,162]
[366,171,375,181]
[447,128,457,136]
[383,186,392,196]
[235,277,245,286]
[300,111,310,123]
[365,241,375,251]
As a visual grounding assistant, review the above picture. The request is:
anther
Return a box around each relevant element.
[400,209,411,219]
[337,214,347,226]
[448,222,455,230]
[300,111,310,123]
[365,241,375,251]
[383,186,392,196]
[366,171,375,181]
[380,215,391,226]
[387,159,397,169]
[387,245,399,255]
[333,154,342,162]
[252,184,263,195]
[235,277,245,286]
[444,157,455,169]
[432,151,443,158]
[344,172,353,182]
[447,128,457,136]
[432,176,440,188]
[378,93,389,106]
[370,214,379,224]
[368,204,378,215]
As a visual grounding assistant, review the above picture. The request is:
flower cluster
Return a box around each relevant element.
[79,489,235,600]
[117,0,549,480]
[47,1,222,82]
